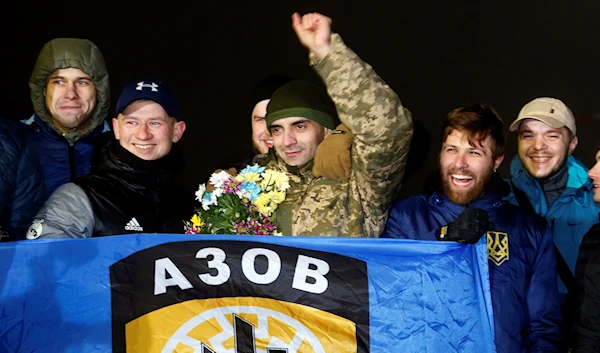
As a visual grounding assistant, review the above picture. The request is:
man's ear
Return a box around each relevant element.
[112,117,120,140]
[493,154,505,171]
[323,127,332,139]
[172,121,187,143]
[568,136,578,155]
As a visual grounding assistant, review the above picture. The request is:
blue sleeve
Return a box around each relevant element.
[380,205,406,238]
[525,222,565,351]
[380,199,440,240]
[9,136,47,240]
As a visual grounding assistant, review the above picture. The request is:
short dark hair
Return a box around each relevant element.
[441,103,505,159]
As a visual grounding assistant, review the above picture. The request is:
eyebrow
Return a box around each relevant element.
[519,127,563,135]
[121,115,171,121]
[49,75,93,80]
[443,142,488,154]
[291,119,311,126]
[270,118,312,130]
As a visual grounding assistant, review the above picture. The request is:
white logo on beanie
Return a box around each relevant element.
[136,81,159,92]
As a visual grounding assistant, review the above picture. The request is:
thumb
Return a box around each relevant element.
[291,12,303,33]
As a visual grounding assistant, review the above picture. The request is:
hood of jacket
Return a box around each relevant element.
[29,38,110,144]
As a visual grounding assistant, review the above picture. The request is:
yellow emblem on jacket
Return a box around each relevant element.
[487,231,509,266]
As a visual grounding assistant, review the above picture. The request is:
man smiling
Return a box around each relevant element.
[22,38,111,196]
[381,104,563,351]
[506,97,600,305]
[591,150,600,203]
[252,12,413,237]
[26,78,194,239]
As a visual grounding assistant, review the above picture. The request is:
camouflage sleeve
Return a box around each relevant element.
[310,33,413,236]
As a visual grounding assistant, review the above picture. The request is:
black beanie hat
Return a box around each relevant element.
[248,74,295,113]
[265,80,338,130]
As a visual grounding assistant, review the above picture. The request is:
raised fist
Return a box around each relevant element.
[291,12,332,60]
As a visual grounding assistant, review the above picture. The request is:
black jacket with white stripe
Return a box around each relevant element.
[28,138,195,239]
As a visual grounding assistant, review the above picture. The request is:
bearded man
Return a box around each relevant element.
[381,104,563,352]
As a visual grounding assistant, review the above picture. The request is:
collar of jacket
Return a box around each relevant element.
[260,149,315,178]
[427,190,505,216]
[285,159,314,176]
[95,137,185,187]
[510,154,593,203]
[22,114,109,143]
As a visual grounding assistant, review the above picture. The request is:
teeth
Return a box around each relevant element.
[136,145,152,150]
[531,157,551,162]
[451,174,473,180]
[451,174,473,185]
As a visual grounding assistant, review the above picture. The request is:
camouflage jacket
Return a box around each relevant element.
[256,33,413,237]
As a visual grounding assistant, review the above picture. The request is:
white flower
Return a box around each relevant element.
[235,188,251,200]
[201,191,219,211]
[212,188,224,199]
[209,170,233,190]
[195,184,206,202]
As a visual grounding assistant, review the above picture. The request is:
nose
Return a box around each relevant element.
[282,129,296,147]
[64,82,79,99]
[136,123,152,140]
[589,161,600,180]
[454,152,468,169]
[532,135,546,151]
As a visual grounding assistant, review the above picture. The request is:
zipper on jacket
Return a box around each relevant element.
[68,144,76,181]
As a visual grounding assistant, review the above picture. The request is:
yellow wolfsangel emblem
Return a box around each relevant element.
[487,231,509,266]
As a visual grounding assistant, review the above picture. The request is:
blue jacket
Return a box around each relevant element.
[0,118,46,240]
[507,155,600,293]
[21,115,109,197]
[381,188,564,352]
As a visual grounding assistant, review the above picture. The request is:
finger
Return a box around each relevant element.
[311,13,330,30]
[302,13,311,30]
[310,13,323,31]
[291,12,302,28]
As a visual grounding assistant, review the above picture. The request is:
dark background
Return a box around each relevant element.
[2,1,599,199]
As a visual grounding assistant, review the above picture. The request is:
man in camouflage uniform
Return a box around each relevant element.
[257,12,413,237]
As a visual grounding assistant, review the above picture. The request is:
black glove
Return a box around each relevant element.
[438,207,494,244]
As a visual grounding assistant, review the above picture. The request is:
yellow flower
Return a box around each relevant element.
[270,171,290,191]
[191,214,204,228]
[254,193,274,216]
[236,172,260,183]
[254,193,270,207]
[257,203,274,216]
[259,170,276,190]
[260,169,290,192]
[268,191,286,205]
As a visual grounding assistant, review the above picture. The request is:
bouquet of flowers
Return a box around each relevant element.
[184,164,290,235]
